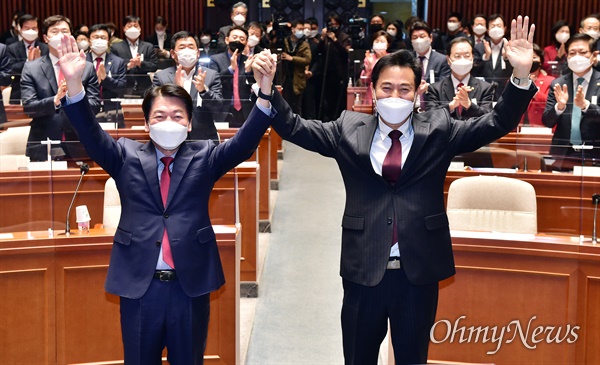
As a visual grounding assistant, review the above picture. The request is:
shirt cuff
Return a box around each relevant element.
[65,90,86,105]
[555,103,565,115]
[582,100,591,113]
[228,66,235,74]
[510,76,532,90]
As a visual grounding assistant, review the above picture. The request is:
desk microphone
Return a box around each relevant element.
[62,163,90,236]
[592,193,600,244]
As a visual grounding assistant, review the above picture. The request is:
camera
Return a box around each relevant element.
[271,15,291,52]
[347,16,367,40]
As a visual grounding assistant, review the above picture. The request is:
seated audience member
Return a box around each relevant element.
[426,37,494,120]
[361,30,392,103]
[146,16,174,69]
[110,15,158,97]
[279,20,311,115]
[7,14,49,104]
[208,25,254,127]
[0,43,10,125]
[385,21,406,52]
[543,20,570,76]
[363,15,385,51]
[218,2,248,51]
[153,31,223,142]
[475,14,513,100]
[403,16,422,51]
[75,30,90,53]
[246,22,264,57]
[302,17,321,119]
[75,24,89,35]
[432,12,467,54]
[542,33,600,164]
[199,28,217,59]
[525,44,555,125]
[470,14,488,46]
[0,10,24,44]
[20,14,100,161]
[105,22,122,46]
[88,24,127,126]
[579,15,600,50]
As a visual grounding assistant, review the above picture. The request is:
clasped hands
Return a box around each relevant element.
[554,83,588,111]
[448,85,474,112]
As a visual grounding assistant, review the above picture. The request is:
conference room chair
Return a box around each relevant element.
[446,175,538,234]
[0,125,29,155]
[2,86,11,105]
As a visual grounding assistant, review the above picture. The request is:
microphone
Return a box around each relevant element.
[592,193,600,244]
[62,163,90,236]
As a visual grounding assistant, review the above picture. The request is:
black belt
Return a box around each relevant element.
[154,270,177,281]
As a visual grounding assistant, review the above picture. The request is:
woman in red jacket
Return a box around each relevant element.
[524,44,555,126]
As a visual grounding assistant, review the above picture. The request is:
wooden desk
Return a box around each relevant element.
[445,170,600,236]
[429,231,600,364]
[0,226,240,365]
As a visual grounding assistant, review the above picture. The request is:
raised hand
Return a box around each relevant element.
[56,34,86,96]
[574,85,587,109]
[505,15,535,79]
[192,70,207,93]
[554,83,569,110]
[174,64,185,87]
[252,50,276,97]
[230,49,239,71]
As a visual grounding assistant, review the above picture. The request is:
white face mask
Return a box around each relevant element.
[125,27,141,40]
[266,26,273,34]
[412,37,431,54]
[488,27,505,41]
[149,121,189,150]
[375,97,414,125]
[555,32,570,44]
[176,48,198,68]
[447,22,460,32]
[77,40,90,51]
[47,34,63,50]
[247,34,260,47]
[232,14,246,26]
[309,29,318,38]
[584,30,600,40]
[21,29,38,42]
[450,58,473,76]
[372,42,388,51]
[387,29,397,37]
[294,30,304,39]
[568,55,592,73]
[303,29,310,37]
[472,25,487,36]
[156,30,165,37]
[91,39,108,54]
[200,35,211,45]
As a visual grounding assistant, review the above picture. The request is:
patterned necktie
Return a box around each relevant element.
[233,62,242,111]
[382,130,403,246]
[160,157,175,268]
[56,61,65,86]
[95,57,103,100]
[456,82,464,117]
[570,77,585,145]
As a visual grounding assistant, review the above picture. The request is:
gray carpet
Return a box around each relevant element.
[245,141,346,364]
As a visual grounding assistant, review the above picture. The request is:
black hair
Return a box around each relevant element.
[565,33,596,53]
[448,12,462,21]
[227,25,248,37]
[142,84,193,122]
[532,43,544,65]
[89,24,110,37]
[306,17,318,27]
[171,30,200,49]
[371,50,422,90]
[42,15,73,36]
[488,14,505,25]
[410,21,431,37]
[18,14,37,28]
[372,30,392,45]
[446,36,473,56]
[155,16,167,27]
[123,15,141,27]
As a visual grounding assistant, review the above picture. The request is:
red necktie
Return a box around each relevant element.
[456,82,464,117]
[382,130,403,246]
[160,157,175,268]
[233,64,242,111]
[95,57,104,100]
[57,62,65,86]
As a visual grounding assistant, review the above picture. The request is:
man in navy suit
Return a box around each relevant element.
[261,16,536,364]
[87,24,127,127]
[7,14,49,104]
[110,15,158,97]
[409,21,451,85]
[58,34,277,364]
[20,15,100,161]
[426,37,495,120]
[153,31,223,142]
[542,33,600,166]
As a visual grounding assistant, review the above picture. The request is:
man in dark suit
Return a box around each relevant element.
[7,14,49,104]
[431,12,467,54]
[217,2,248,52]
[110,15,158,97]
[20,15,100,161]
[146,16,175,70]
[87,24,127,127]
[208,26,254,127]
[153,31,223,142]
[0,43,11,125]
[473,14,513,100]
[410,21,451,85]
[258,16,535,364]
[0,10,24,44]
[426,37,495,120]
[542,33,600,166]
[58,34,276,365]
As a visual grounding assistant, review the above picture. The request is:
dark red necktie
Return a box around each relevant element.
[233,63,242,111]
[456,82,464,117]
[95,57,103,100]
[382,130,403,246]
[160,157,175,268]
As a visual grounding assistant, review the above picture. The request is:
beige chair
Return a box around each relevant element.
[447,175,537,234]
[2,86,11,105]
[0,126,30,155]
[102,177,121,229]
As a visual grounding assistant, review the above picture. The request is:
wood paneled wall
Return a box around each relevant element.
[427,0,600,48]
[0,0,205,39]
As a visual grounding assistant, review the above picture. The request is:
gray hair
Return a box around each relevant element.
[232,2,248,12]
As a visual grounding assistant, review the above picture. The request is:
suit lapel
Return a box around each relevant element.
[356,115,380,178]
[442,78,455,104]
[565,73,574,112]
[167,143,194,208]
[586,70,600,101]
[400,113,430,181]
[41,56,58,93]
[137,141,164,209]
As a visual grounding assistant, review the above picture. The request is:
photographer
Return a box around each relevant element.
[279,20,311,115]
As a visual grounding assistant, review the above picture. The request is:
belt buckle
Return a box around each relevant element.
[387,259,401,270]
[157,270,174,281]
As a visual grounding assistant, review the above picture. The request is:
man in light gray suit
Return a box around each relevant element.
[153,31,223,142]
[255,16,536,365]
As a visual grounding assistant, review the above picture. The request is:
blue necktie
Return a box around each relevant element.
[570,77,585,145]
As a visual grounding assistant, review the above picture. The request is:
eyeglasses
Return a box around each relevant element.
[568,50,591,57]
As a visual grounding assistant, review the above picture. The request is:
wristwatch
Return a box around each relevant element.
[258,88,274,101]
[511,75,530,86]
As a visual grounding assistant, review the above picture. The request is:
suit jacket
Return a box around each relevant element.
[542,70,600,158]
[21,55,100,161]
[7,40,49,103]
[153,65,223,141]
[473,41,513,100]
[269,81,536,287]
[63,96,271,299]
[417,49,451,84]
[425,75,495,120]
[208,51,254,117]
[86,52,127,113]
[0,43,10,124]
[146,32,175,69]
[110,39,158,96]
[282,37,311,95]
[524,73,554,126]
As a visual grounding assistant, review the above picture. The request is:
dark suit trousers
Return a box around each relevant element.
[120,277,210,365]
[341,267,438,365]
